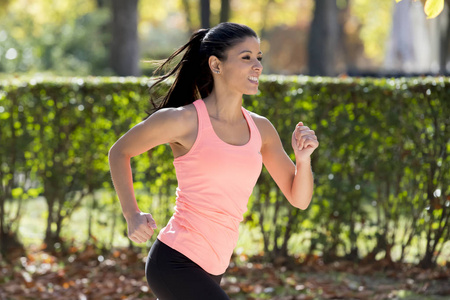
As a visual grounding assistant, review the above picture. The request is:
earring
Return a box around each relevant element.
[214,70,220,74]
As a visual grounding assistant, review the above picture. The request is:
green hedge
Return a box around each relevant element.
[0,76,448,267]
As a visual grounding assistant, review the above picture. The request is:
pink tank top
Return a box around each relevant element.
[157,99,263,275]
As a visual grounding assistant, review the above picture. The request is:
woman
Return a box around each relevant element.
[108,22,319,299]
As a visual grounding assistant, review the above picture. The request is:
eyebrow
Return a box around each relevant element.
[239,50,263,55]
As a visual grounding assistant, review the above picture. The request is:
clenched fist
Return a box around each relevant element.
[291,121,319,162]
[125,211,158,243]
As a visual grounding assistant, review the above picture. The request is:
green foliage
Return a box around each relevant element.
[0,76,448,266]
[0,83,36,250]
[246,75,449,265]
[0,5,111,75]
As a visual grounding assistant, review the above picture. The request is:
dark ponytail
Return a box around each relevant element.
[146,22,258,117]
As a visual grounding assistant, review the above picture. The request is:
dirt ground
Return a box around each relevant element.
[1,246,449,300]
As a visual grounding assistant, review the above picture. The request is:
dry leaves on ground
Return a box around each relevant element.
[1,247,449,300]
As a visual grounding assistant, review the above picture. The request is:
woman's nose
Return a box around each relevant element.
[253,60,263,71]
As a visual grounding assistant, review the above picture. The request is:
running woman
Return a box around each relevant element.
[108,22,319,300]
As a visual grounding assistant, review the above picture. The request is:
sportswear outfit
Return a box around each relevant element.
[146,99,263,299]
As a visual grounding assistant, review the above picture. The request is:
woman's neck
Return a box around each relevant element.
[203,89,244,123]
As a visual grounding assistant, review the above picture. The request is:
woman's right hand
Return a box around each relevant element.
[125,212,158,243]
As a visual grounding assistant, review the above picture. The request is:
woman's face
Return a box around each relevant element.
[216,36,263,95]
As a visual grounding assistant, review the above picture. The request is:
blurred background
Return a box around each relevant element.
[0,0,449,78]
[1,1,449,299]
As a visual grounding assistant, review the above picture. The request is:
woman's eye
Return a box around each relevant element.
[242,56,263,62]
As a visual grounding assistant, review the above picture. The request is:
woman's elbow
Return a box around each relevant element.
[108,144,128,161]
[290,197,312,210]
[108,145,118,160]
[296,202,310,210]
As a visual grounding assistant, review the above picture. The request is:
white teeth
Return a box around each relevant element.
[248,76,258,82]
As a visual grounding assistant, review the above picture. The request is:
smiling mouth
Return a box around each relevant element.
[248,76,259,84]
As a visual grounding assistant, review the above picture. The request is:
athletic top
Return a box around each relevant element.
[157,99,263,275]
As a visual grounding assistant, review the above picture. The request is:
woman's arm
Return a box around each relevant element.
[108,107,194,242]
[256,116,319,209]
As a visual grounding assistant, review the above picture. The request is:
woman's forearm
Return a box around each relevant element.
[290,158,314,210]
[108,149,140,219]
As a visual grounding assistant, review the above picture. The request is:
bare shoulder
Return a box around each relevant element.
[148,103,196,130]
[150,103,196,125]
[247,110,271,127]
[142,103,197,145]
[247,110,279,144]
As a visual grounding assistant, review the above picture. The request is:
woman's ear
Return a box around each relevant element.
[208,56,221,74]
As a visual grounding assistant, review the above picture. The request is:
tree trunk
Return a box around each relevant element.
[419,251,434,269]
[0,198,6,257]
[307,0,339,76]
[44,195,56,246]
[336,0,350,74]
[0,99,18,257]
[220,0,230,23]
[272,189,281,255]
[181,0,194,33]
[257,186,270,255]
[280,208,298,259]
[96,0,107,8]
[110,206,117,249]
[55,212,64,241]
[200,0,210,29]
[0,154,6,258]
[88,202,93,241]
[439,3,450,74]
[111,0,140,76]
[260,0,275,40]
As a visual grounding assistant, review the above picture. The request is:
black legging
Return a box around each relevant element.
[145,238,230,300]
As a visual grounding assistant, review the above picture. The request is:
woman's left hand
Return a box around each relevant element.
[291,122,319,162]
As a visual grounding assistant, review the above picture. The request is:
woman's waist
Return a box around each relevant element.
[172,205,242,231]
[161,213,240,248]
[174,189,251,218]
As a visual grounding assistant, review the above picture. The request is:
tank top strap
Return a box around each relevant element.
[241,107,262,150]
[192,99,212,131]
